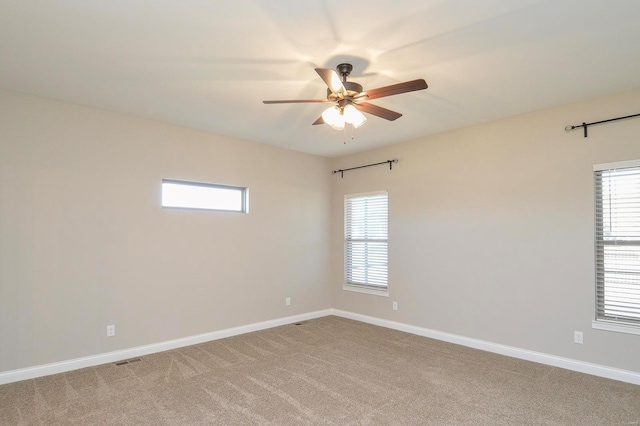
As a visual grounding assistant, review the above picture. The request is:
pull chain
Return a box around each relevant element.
[341,124,357,144]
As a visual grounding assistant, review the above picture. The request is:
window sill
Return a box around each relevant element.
[592,320,640,336]
[343,284,389,297]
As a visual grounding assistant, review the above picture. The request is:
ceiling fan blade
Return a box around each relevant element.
[263,99,332,104]
[312,116,325,125]
[361,79,428,101]
[355,102,403,121]
[315,68,347,97]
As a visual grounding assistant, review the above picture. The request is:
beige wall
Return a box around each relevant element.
[3,85,640,377]
[0,90,332,372]
[330,88,640,373]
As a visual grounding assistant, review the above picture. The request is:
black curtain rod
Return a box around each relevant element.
[333,158,398,178]
[565,112,640,138]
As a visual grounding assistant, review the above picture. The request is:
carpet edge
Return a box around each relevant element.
[0,309,333,385]
[330,308,640,386]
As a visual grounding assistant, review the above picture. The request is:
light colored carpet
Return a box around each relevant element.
[1,316,639,425]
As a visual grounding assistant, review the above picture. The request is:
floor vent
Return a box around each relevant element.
[115,358,142,366]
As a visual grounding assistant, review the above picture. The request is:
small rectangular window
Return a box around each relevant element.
[162,179,248,212]
[594,160,640,331]
[344,191,388,295]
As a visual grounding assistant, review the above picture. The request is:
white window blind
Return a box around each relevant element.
[344,191,388,290]
[594,162,640,327]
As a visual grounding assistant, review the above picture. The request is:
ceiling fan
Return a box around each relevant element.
[263,63,428,130]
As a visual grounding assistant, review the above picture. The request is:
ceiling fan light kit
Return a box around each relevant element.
[263,63,428,133]
[322,106,345,130]
[322,104,367,130]
[343,104,367,128]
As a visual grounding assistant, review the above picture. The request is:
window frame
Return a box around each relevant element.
[343,190,389,297]
[592,159,640,335]
[161,179,248,213]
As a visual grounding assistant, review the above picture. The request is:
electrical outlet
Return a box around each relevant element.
[392,301,398,311]
[285,297,291,306]
[107,325,115,337]
[574,331,583,344]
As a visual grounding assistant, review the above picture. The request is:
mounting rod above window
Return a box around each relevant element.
[565,112,640,138]
[332,158,398,178]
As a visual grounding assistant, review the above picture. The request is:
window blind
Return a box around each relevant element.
[344,191,388,289]
[595,164,640,326]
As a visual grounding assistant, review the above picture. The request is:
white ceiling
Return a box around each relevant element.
[2,0,640,158]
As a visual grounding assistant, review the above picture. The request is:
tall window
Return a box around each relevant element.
[344,191,388,294]
[594,160,640,331]
[162,179,248,213]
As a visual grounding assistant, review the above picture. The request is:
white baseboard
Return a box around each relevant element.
[3,308,639,387]
[330,309,640,386]
[0,309,332,385]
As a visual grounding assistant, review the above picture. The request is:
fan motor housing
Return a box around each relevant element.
[343,81,363,95]
[327,81,363,101]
